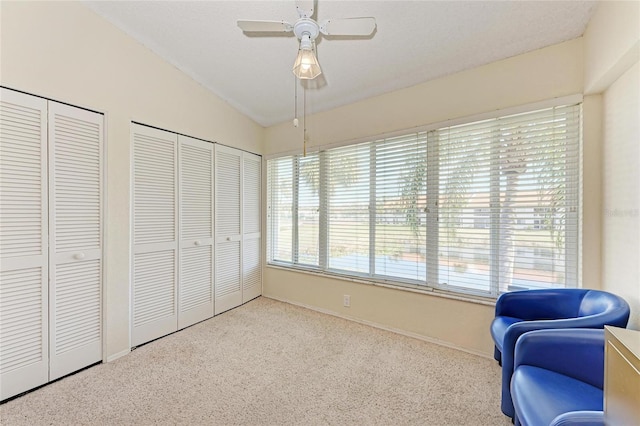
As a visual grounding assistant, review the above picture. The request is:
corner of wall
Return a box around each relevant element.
[581,94,603,290]
[582,0,640,331]
[583,0,640,94]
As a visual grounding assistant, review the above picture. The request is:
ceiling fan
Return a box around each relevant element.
[238,0,376,80]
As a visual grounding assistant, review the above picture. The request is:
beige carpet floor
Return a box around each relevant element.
[1,297,511,425]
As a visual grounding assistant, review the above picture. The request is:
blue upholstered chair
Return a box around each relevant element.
[510,329,606,426]
[490,289,630,418]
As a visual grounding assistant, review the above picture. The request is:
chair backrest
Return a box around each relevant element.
[578,290,630,327]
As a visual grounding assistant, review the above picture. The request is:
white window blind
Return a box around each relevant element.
[374,133,428,283]
[326,143,370,273]
[267,157,293,263]
[267,103,581,298]
[297,153,320,266]
[436,105,580,294]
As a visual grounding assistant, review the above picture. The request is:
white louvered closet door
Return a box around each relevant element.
[214,145,242,314]
[243,153,262,303]
[132,124,178,346]
[0,89,49,401]
[48,102,103,380]
[178,136,214,329]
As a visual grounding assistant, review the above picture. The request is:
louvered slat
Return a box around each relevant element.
[181,142,212,239]
[180,246,213,311]
[133,131,176,245]
[243,238,261,292]
[0,267,44,373]
[133,250,176,327]
[53,260,101,354]
[216,241,241,297]
[216,150,241,235]
[52,114,101,251]
[243,155,261,234]
[0,99,45,259]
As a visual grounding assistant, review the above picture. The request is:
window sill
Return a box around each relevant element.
[265,263,497,307]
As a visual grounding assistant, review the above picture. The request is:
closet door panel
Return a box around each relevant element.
[178,136,213,329]
[242,237,261,302]
[132,247,176,342]
[132,124,178,346]
[0,89,49,401]
[48,102,103,380]
[243,153,261,302]
[215,145,242,314]
[49,257,101,379]
[215,238,241,314]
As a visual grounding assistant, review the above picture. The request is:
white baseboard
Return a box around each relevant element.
[106,348,130,363]
[264,294,493,360]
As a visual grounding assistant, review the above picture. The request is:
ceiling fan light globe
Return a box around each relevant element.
[292,48,322,80]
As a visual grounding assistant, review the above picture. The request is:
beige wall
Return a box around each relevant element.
[265,39,584,156]
[584,0,640,93]
[0,1,263,360]
[266,268,495,356]
[264,39,587,357]
[584,1,640,330]
[601,62,640,329]
[582,94,604,290]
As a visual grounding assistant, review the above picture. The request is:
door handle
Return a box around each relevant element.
[74,252,85,260]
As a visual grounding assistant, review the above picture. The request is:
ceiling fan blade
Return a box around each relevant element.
[319,17,376,36]
[237,20,293,33]
[295,0,315,19]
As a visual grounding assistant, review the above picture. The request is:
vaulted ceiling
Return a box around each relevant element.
[85,1,597,127]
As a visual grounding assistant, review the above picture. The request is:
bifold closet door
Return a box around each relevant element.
[178,135,214,329]
[0,89,49,400]
[214,145,242,314]
[242,153,261,303]
[48,102,103,380]
[132,124,178,346]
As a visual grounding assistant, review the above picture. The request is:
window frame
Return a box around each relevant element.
[266,97,583,299]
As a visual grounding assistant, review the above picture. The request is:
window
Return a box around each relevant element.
[267,104,581,298]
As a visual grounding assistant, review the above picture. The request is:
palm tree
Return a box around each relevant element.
[298,152,358,196]
[400,159,426,239]
[498,133,528,293]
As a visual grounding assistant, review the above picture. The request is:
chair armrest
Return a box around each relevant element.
[549,411,604,426]
[495,289,586,319]
[502,315,613,371]
[514,329,604,389]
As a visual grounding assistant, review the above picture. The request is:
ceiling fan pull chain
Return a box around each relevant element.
[293,75,299,128]
[303,84,307,157]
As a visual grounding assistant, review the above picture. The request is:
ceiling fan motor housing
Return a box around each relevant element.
[294,18,320,44]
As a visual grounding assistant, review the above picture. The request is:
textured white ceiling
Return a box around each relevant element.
[84,1,597,127]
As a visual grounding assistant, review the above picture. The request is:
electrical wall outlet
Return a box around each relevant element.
[343,295,351,307]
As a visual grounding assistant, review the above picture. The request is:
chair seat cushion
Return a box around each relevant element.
[511,366,603,426]
[490,316,521,352]
[549,411,604,426]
